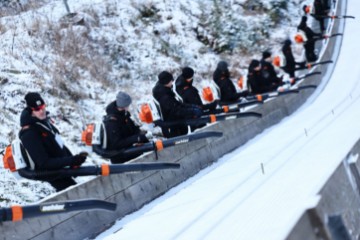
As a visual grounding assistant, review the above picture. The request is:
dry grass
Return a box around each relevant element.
[0,0,47,18]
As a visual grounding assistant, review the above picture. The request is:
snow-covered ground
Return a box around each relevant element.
[0,0,307,206]
[95,1,359,239]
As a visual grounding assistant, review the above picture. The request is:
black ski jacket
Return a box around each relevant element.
[152,82,200,121]
[260,59,283,89]
[175,75,217,111]
[281,41,305,77]
[153,82,202,137]
[102,101,148,163]
[19,107,77,191]
[103,101,146,151]
[298,21,323,62]
[19,108,74,170]
[247,70,272,94]
[213,62,247,102]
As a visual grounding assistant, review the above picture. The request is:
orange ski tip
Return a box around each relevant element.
[307,63,312,69]
[155,140,164,151]
[256,95,263,101]
[11,205,23,222]
[290,78,295,84]
[222,106,229,113]
[305,5,311,14]
[101,164,110,176]
[209,114,216,123]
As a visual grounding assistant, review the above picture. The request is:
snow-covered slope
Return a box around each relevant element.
[0,0,306,207]
[96,1,360,239]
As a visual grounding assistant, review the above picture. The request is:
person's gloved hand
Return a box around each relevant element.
[207,100,219,110]
[137,134,149,143]
[145,131,153,140]
[71,152,87,167]
[192,105,203,118]
[241,90,249,97]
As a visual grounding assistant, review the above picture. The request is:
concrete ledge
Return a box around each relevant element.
[0,1,345,239]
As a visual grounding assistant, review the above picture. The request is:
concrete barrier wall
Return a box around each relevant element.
[0,1,346,239]
[288,141,360,240]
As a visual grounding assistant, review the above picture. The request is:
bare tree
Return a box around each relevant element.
[63,0,71,13]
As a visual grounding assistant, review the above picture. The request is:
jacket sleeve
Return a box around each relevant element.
[159,95,195,119]
[20,129,74,170]
[112,134,144,150]
[220,80,241,102]
[105,120,145,150]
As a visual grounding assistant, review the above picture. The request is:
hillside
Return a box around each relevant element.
[0,0,306,206]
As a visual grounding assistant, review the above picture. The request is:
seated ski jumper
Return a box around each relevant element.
[153,71,202,138]
[102,95,148,164]
[260,51,283,91]
[297,16,323,62]
[313,0,328,31]
[247,59,271,94]
[175,67,217,131]
[281,39,306,78]
[213,61,248,104]
[19,93,86,191]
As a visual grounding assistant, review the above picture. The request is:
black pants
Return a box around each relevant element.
[161,124,188,138]
[49,177,77,192]
[110,152,143,164]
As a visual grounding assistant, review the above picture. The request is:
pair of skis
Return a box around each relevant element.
[284,71,322,85]
[0,199,116,222]
[312,14,355,19]
[295,60,333,71]
[18,162,181,179]
[94,131,223,158]
[246,82,317,102]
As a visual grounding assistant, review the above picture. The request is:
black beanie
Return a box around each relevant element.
[262,51,271,59]
[24,92,45,108]
[283,39,292,46]
[182,67,194,79]
[158,71,174,85]
[249,60,260,72]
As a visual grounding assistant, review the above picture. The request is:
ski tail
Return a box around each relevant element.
[328,15,355,19]
[18,162,180,179]
[328,33,343,38]
[237,99,264,108]
[312,14,355,19]
[295,60,333,71]
[246,89,298,101]
[308,60,333,68]
[123,131,223,155]
[286,71,322,85]
[294,71,322,81]
[102,162,181,173]
[155,110,261,128]
[219,99,264,111]
[296,85,317,90]
[0,199,116,222]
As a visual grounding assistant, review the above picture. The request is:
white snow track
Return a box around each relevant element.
[97,1,360,239]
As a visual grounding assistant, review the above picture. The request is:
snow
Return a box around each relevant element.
[0,0,307,206]
[95,1,360,239]
[2,0,354,238]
